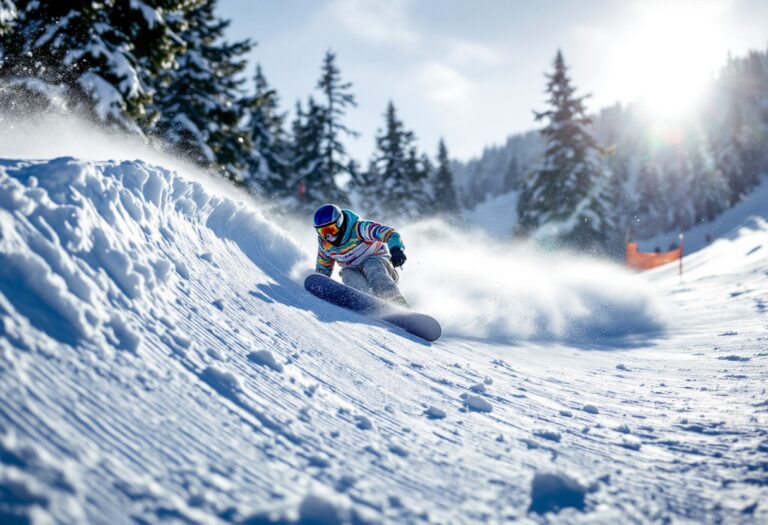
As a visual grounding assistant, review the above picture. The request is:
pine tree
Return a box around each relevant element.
[433,138,460,216]
[0,0,195,131]
[603,155,631,251]
[714,69,757,203]
[150,1,252,183]
[368,101,428,219]
[666,145,698,232]
[517,50,613,250]
[0,1,15,37]
[690,144,729,223]
[0,1,13,73]
[291,97,346,209]
[634,160,663,237]
[315,50,358,195]
[410,148,434,216]
[502,157,520,194]
[353,159,382,215]
[246,64,291,197]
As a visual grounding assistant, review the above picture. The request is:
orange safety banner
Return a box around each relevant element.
[625,242,682,271]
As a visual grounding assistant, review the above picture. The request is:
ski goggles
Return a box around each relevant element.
[316,220,341,239]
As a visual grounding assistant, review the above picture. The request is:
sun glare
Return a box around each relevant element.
[607,1,727,124]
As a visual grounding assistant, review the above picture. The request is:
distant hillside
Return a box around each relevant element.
[453,48,768,246]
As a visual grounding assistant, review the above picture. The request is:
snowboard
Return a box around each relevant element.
[304,274,442,342]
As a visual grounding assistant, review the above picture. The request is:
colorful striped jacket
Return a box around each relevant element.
[315,209,404,276]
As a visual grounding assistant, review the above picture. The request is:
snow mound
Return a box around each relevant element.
[0,157,305,353]
[528,471,587,514]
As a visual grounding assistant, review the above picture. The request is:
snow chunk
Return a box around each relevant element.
[298,485,352,525]
[469,382,487,393]
[389,444,409,457]
[534,430,562,443]
[354,415,372,430]
[199,366,242,402]
[171,257,190,280]
[248,350,284,373]
[718,355,750,362]
[528,472,587,514]
[615,424,631,434]
[462,394,493,413]
[620,437,642,451]
[582,404,599,414]
[108,315,141,353]
[424,406,446,420]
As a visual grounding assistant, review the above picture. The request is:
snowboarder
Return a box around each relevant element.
[313,203,408,306]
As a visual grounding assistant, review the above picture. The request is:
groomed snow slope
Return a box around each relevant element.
[0,157,766,524]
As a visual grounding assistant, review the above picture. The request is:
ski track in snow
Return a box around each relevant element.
[0,157,766,524]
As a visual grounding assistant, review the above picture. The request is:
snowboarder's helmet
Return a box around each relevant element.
[313,204,344,241]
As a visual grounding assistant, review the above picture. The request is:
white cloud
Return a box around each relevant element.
[447,40,503,67]
[571,24,612,45]
[326,0,418,45]
[419,62,473,104]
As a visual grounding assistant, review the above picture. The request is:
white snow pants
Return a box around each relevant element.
[339,256,407,306]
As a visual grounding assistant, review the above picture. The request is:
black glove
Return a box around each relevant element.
[390,247,406,268]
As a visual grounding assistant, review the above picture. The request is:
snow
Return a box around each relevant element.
[464,190,518,237]
[640,174,768,254]
[1,119,767,523]
[398,219,667,342]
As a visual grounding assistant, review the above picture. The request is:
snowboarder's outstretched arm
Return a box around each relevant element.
[316,248,335,276]
[356,221,404,251]
[357,220,406,267]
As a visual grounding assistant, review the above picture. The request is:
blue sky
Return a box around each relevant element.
[217,0,768,162]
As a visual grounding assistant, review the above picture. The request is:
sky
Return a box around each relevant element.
[217,0,768,163]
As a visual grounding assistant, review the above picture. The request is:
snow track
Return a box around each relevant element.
[1,158,766,524]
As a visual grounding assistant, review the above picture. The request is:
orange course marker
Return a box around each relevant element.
[625,242,682,271]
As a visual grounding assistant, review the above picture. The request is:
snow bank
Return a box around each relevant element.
[400,220,667,343]
[0,112,248,204]
[0,157,305,353]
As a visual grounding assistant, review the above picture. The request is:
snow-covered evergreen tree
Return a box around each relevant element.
[291,98,347,209]
[151,1,252,183]
[433,138,460,216]
[713,53,766,202]
[518,50,613,250]
[315,50,358,196]
[246,64,291,197]
[353,159,382,215]
[603,156,631,252]
[367,101,430,219]
[633,160,664,238]
[502,157,520,194]
[0,0,193,132]
[690,144,729,223]
[410,148,434,215]
[0,0,15,37]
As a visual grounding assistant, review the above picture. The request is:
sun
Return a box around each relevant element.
[606,1,727,123]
